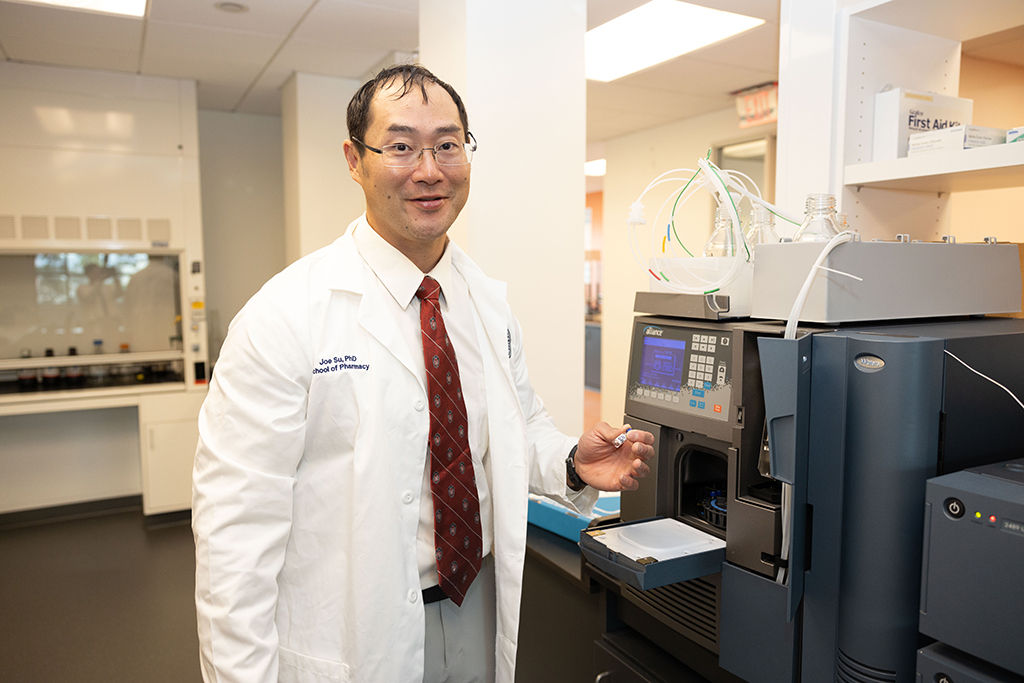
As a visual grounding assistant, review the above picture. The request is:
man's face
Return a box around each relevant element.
[345,81,470,265]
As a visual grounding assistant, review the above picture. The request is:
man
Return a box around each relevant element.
[192,64,653,683]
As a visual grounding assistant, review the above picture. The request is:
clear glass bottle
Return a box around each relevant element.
[703,207,740,257]
[746,204,779,245]
[794,193,842,242]
[89,339,108,387]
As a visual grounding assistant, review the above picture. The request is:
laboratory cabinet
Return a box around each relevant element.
[139,392,206,516]
[517,525,605,683]
[0,62,208,516]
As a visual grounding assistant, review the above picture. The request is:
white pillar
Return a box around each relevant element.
[775,0,841,225]
[281,73,365,263]
[420,0,588,433]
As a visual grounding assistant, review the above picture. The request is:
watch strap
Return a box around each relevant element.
[565,444,586,492]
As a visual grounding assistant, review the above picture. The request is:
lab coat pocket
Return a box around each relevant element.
[278,646,350,683]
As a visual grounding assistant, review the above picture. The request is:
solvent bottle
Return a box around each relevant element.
[746,205,779,245]
[703,207,739,257]
[89,339,108,387]
[66,347,83,388]
[41,348,60,390]
[17,349,38,391]
[794,193,842,242]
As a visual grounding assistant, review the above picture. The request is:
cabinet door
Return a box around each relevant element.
[138,391,206,515]
[142,418,199,515]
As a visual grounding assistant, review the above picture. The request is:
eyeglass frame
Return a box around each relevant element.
[352,132,477,167]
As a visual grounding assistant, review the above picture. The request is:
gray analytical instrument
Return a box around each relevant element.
[917,458,1024,680]
[581,297,1024,683]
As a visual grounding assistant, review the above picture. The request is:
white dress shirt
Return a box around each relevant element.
[352,221,493,589]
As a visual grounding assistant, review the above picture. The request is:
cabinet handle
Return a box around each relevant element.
[595,672,612,682]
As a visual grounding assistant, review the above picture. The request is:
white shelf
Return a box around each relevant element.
[0,382,187,416]
[852,0,1024,43]
[0,350,184,372]
[844,143,1024,193]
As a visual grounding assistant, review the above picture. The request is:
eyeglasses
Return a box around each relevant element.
[353,133,477,168]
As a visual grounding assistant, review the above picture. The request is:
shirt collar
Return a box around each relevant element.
[352,215,455,311]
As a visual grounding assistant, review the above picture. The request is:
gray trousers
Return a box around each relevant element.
[423,554,496,683]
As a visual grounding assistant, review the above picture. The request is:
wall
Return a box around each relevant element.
[601,108,775,425]
[198,110,286,369]
[949,56,1024,243]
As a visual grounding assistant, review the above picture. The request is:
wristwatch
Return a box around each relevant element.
[565,444,587,492]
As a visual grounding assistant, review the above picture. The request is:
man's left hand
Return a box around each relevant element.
[574,422,654,492]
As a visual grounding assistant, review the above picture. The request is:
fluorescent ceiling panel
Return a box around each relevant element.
[584,159,607,176]
[586,0,765,82]
[6,0,145,18]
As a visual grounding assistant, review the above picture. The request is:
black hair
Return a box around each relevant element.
[347,64,470,156]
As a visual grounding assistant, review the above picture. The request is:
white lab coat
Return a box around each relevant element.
[193,219,597,683]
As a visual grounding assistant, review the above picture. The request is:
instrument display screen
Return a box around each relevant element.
[638,337,686,392]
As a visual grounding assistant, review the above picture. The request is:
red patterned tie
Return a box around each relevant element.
[415,276,482,606]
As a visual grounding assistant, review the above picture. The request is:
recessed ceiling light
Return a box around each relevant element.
[584,159,607,177]
[5,0,145,17]
[586,0,765,82]
[214,1,249,13]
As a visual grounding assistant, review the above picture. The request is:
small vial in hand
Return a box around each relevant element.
[612,431,630,448]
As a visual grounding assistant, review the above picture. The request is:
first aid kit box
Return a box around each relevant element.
[873,87,973,161]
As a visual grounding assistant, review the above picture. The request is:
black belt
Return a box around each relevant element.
[422,585,449,604]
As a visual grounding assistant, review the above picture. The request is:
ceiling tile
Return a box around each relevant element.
[149,0,313,38]
[0,2,141,72]
[291,0,416,51]
[141,20,279,81]
[261,38,389,81]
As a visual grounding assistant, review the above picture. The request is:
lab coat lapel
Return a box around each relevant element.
[452,248,515,389]
[326,231,423,391]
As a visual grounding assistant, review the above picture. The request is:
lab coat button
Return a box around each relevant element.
[409,589,419,603]
[402,491,414,504]
[414,399,425,411]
